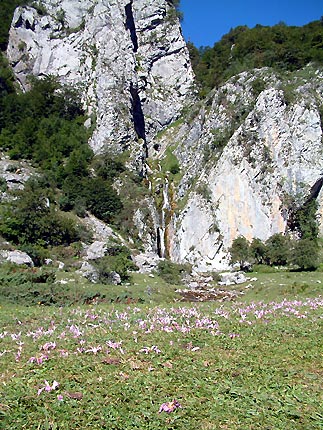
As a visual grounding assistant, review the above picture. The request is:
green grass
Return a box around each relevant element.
[0,274,322,429]
[243,269,323,302]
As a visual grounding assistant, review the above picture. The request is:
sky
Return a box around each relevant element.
[180,0,323,47]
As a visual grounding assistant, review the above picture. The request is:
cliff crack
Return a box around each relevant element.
[125,1,138,53]
[130,83,146,150]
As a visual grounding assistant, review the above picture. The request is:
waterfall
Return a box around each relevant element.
[158,178,170,258]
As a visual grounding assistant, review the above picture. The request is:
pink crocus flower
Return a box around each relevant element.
[158,399,182,413]
[28,354,48,364]
[85,345,102,354]
[41,341,56,351]
[106,340,122,349]
[140,345,161,354]
[37,380,59,396]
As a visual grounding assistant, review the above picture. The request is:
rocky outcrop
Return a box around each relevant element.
[0,250,34,266]
[152,67,323,271]
[0,155,35,191]
[7,0,194,162]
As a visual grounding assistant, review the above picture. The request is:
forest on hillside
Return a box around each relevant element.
[187,19,323,95]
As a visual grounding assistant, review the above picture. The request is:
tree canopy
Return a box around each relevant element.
[188,20,323,95]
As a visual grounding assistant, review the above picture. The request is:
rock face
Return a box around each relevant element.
[7,0,194,161]
[6,3,323,272]
[152,68,323,271]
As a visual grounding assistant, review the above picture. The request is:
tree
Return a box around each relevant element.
[0,0,30,50]
[82,178,123,223]
[250,238,267,264]
[293,199,319,240]
[290,239,320,271]
[265,233,291,266]
[0,182,80,247]
[188,20,323,95]
[229,236,251,270]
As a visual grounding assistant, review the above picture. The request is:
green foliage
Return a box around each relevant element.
[0,53,16,96]
[250,238,267,264]
[82,178,123,223]
[93,246,137,283]
[0,77,89,172]
[248,234,321,271]
[229,236,251,269]
[293,199,319,240]
[31,2,48,16]
[92,153,125,181]
[291,238,320,271]
[250,77,266,97]
[18,244,49,267]
[169,160,180,175]
[0,74,124,226]
[0,264,58,305]
[61,176,123,223]
[189,20,323,94]
[166,0,183,22]
[0,264,111,305]
[265,233,292,266]
[0,180,81,247]
[156,259,191,285]
[55,8,66,27]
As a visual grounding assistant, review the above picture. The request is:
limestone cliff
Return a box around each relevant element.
[7,0,194,162]
[6,2,323,272]
[151,67,323,270]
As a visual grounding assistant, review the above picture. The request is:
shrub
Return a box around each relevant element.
[82,178,123,223]
[19,244,49,267]
[293,199,319,240]
[93,246,137,283]
[156,260,191,285]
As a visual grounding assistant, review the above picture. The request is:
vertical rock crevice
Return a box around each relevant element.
[125,1,138,52]
[130,82,147,154]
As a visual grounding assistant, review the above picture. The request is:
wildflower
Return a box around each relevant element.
[41,341,56,352]
[140,345,161,354]
[69,325,82,337]
[158,399,182,413]
[59,349,69,357]
[85,345,102,354]
[229,333,240,339]
[106,340,122,349]
[28,354,48,365]
[37,380,59,396]
[57,394,64,401]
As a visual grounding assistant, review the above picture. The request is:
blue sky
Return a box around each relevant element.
[180,0,323,47]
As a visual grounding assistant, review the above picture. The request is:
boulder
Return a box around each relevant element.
[0,250,34,266]
[107,271,122,285]
[218,271,249,286]
[84,241,107,260]
[133,252,161,273]
[77,261,99,283]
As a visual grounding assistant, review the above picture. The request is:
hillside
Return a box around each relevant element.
[0,0,322,280]
[188,20,323,95]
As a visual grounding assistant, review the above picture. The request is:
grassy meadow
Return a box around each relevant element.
[0,270,322,429]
